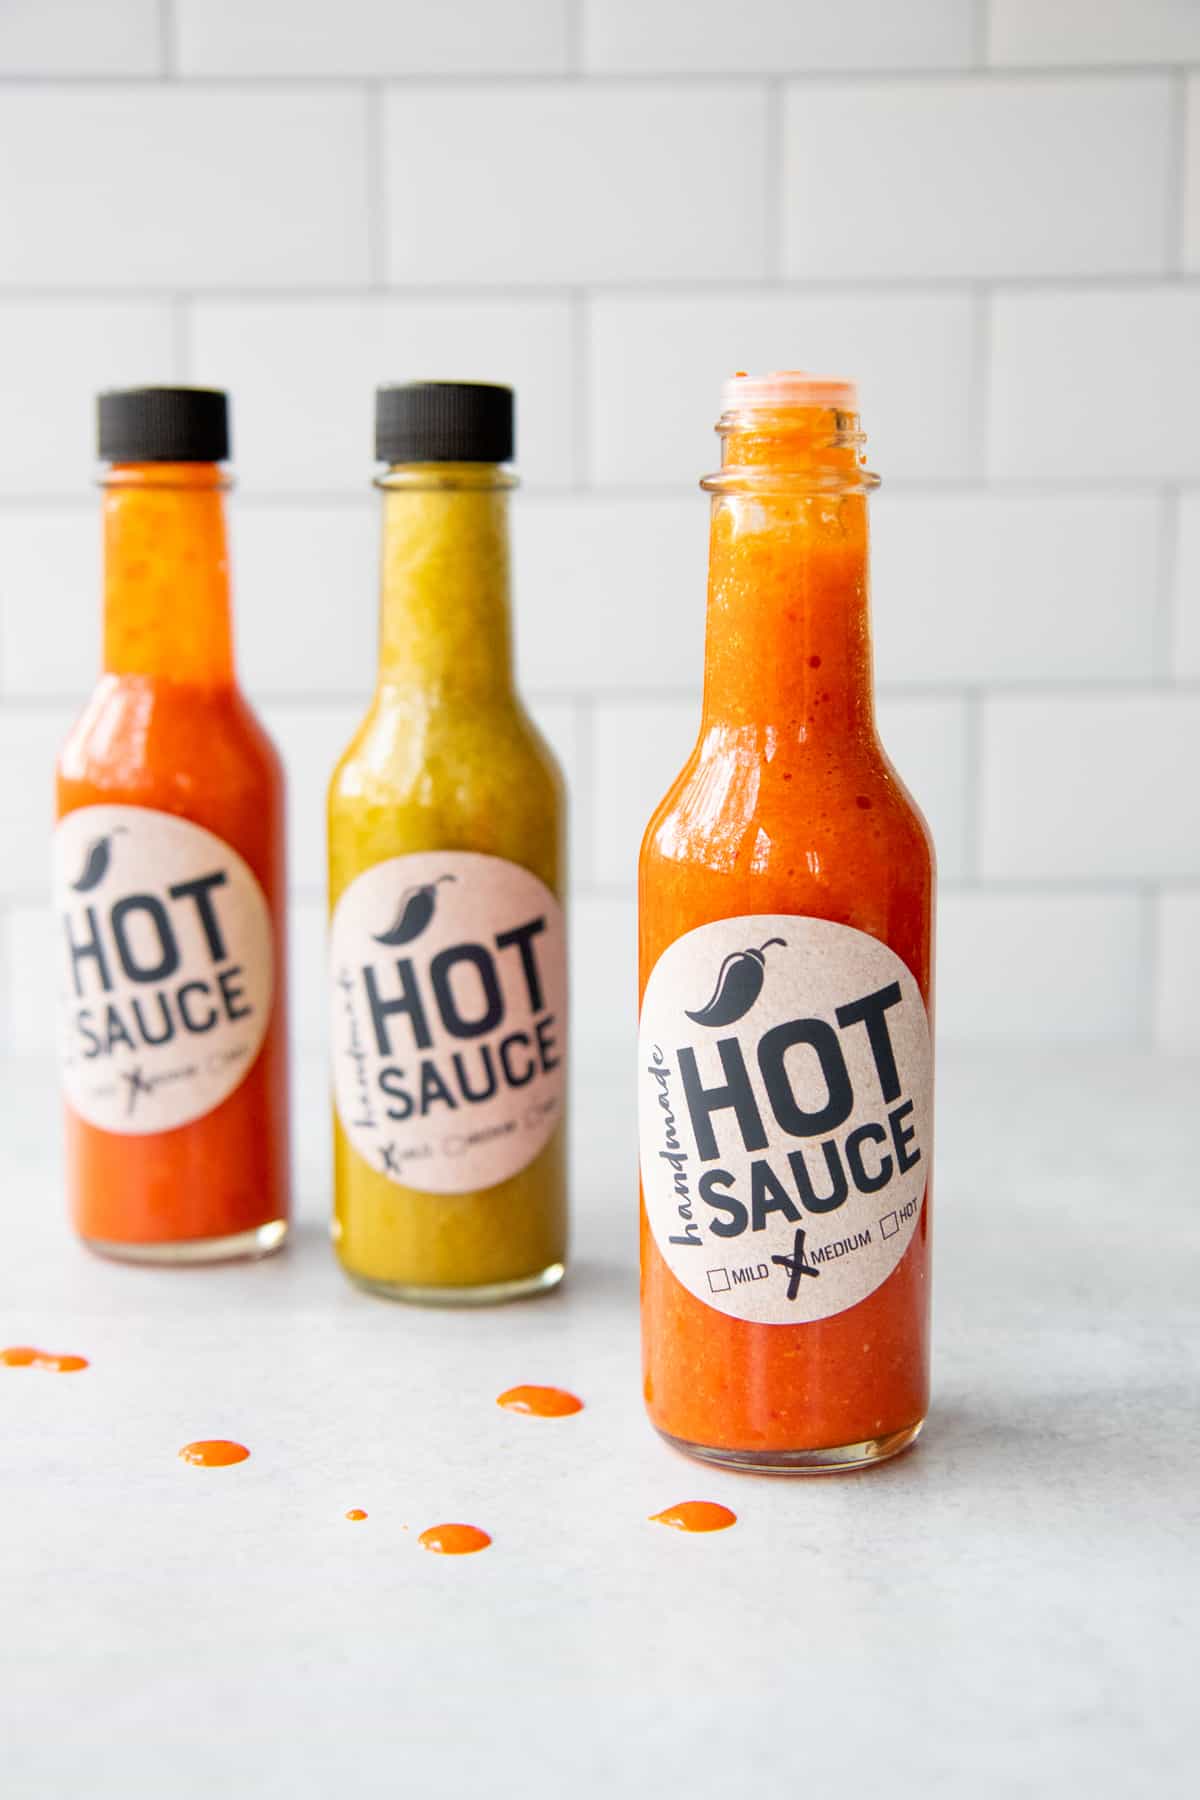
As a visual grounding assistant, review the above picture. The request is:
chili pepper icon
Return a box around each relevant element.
[70,827,126,894]
[373,874,456,947]
[685,938,786,1028]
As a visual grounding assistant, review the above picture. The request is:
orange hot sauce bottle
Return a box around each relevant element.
[638,373,935,1472]
[55,389,290,1262]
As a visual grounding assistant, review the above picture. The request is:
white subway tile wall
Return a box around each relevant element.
[988,2,1200,69]
[191,299,577,492]
[0,0,162,77]
[581,1,977,75]
[0,90,372,290]
[0,1,1195,1056]
[381,85,769,286]
[174,1,572,78]
[782,77,1171,281]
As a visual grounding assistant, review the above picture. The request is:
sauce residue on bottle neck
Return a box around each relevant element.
[496,1384,583,1417]
[650,1501,737,1534]
[178,1439,250,1467]
[418,1523,492,1555]
[1,1345,89,1373]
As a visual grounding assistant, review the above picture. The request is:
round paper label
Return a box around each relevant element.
[639,915,932,1326]
[54,805,274,1135]
[329,851,566,1194]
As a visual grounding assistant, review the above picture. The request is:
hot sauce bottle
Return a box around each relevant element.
[55,388,291,1262]
[637,373,935,1471]
[327,383,567,1303]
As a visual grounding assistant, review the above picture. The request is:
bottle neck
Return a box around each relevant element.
[101,463,234,684]
[700,405,878,742]
[376,464,515,700]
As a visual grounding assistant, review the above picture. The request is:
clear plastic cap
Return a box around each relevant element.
[719,370,859,414]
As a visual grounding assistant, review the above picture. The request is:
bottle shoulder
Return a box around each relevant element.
[639,732,934,999]
[328,689,563,889]
[331,690,559,802]
[57,676,283,819]
[640,728,935,894]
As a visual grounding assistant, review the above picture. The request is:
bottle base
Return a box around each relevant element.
[654,1417,924,1474]
[347,1260,565,1308]
[82,1218,288,1267]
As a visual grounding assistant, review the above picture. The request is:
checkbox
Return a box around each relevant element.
[707,1267,731,1293]
[879,1211,899,1239]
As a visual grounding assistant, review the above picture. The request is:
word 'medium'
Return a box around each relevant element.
[64,871,252,1058]
[652,981,921,1246]
[361,916,560,1118]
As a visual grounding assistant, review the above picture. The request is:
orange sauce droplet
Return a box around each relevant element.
[1,1345,88,1372]
[650,1501,737,1534]
[345,1508,368,1521]
[418,1523,491,1555]
[496,1384,583,1417]
[178,1439,250,1467]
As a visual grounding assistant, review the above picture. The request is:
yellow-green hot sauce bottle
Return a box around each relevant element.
[328,383,567,1303]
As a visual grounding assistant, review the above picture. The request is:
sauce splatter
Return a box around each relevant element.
[1,1345,88,1372]
[496,1384,583,1418]
[178,1440,250,1467]
[418,1523,491,1555]
[650,1501,737,1534]
[345,1508,368,1521]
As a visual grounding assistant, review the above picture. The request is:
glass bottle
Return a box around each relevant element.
[638,372,935,1471]
[328,382,567,1303]
[55,388,290,1261]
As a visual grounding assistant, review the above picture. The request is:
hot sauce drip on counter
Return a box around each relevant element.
[55,394,290,1260]
[637,373,935,1472]
[418,1523,492,1555]
[345,1508,368,1521]
[496,1384,583,1417]
[1,1346,89,1372]
[650,1502,737,1533]
[178,1439,250,1467]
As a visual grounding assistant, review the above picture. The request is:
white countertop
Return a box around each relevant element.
[1,1048,1196,1798]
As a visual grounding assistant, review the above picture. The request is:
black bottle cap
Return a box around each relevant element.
[375,382,514,465]
[97,387,230,463]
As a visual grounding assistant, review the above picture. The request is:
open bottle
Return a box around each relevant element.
[638,372,936,1471]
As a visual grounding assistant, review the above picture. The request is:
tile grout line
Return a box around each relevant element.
[3,66,1200,89]
[364,83,387,291]
[960,688,984,886]
[171,293,192,381]
[1154,488,1180,681]
[972,0,990,70]
[569,289,591,490]
[565,0,584,76]
[1139,885,1162,1049]
[0,900,8,1054]
[157,0,177,79]
[1,275,1199,302]
[1165,68,1188,276]
[570,693,595,891]
[763,77,783,283]
[969,285,992,483]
